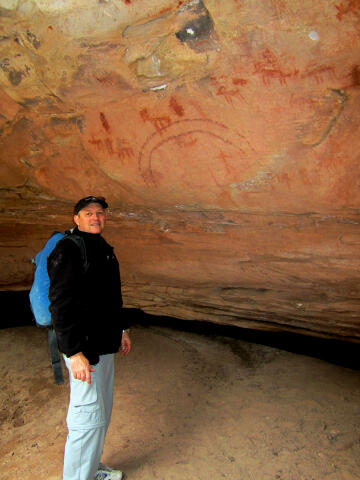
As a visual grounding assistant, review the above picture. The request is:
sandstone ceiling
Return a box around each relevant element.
[1,0,360,341]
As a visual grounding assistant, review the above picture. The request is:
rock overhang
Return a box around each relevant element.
[0,0,360,341]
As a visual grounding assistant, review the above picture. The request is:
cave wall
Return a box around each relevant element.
[0,0,360,341]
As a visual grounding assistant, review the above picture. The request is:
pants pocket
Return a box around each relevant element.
[67,375,106,430]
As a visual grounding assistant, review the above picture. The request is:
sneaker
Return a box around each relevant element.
[94,463,124,480]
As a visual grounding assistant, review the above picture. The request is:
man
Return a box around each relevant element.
[48,195,131,480]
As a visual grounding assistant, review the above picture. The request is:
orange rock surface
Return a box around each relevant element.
[0,0,359,341]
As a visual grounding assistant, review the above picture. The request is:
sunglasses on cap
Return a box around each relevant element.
[74,196,109,215]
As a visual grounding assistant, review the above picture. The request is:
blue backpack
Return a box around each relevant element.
[29,230,88,384]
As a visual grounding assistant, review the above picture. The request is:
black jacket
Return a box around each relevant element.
[47,227,129,365]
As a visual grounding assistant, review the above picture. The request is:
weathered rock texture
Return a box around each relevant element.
[0,0,360,341]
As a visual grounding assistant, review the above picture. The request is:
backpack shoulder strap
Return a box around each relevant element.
[48,327,64,384]
[63,231,89,272]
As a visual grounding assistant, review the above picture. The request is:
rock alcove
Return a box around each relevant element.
[0,0,360,342]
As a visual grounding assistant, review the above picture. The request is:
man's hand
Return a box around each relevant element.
[69,352,96,384]
[121,331,131,356]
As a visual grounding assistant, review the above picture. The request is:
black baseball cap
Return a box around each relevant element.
[74,195,108,215]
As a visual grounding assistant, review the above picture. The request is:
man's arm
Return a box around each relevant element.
[48,240,98,383]
[69,352,96,384]
[121,330,131,356]
[47,239,86,358]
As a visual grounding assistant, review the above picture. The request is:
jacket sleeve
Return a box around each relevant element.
[47,239,86,358]
[111,251,130,330]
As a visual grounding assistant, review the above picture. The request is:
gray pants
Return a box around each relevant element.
[63,354,114,480]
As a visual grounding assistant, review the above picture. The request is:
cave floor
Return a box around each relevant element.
[1,324,360,480]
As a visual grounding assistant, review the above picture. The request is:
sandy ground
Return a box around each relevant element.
[1,322,360,480]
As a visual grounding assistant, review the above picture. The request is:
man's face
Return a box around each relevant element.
[74,202,106,234]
